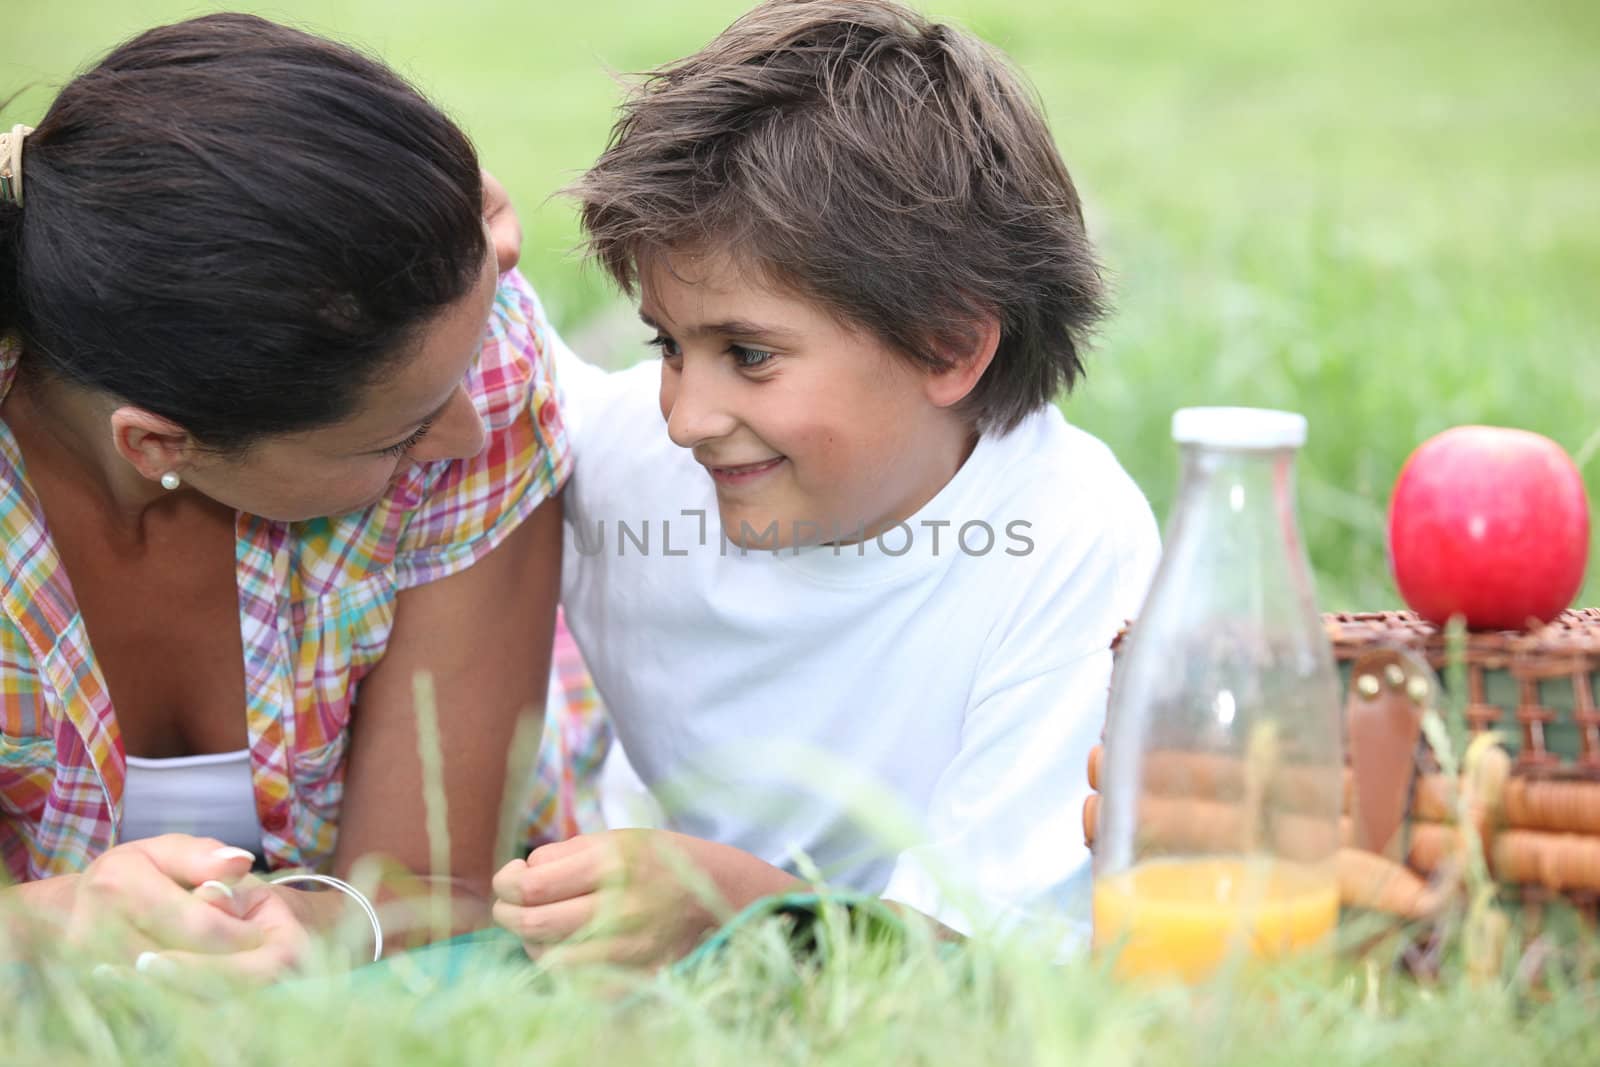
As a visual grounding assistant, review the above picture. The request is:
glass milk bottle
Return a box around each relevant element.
[1093,408,1342,982]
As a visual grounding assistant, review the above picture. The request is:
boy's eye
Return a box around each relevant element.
[646,333,681,359]
[730,344,775,370]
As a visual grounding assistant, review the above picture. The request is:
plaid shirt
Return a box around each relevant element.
[0,271,594,882]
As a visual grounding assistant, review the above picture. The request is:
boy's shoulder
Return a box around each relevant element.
[554,347,660,449]
[556,354,692,507]
[956,406,1160,666]
[970,404,1156,550]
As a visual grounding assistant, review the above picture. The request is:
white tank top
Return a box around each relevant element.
[120,748,264,858]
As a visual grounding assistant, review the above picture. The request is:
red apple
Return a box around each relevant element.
[1388,426,1590,631]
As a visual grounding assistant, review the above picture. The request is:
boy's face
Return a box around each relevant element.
[640,250,976,550]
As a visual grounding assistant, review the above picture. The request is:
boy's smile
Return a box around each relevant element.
[640,249,982,550]
[705,456,786,487]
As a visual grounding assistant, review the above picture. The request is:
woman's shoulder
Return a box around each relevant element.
[470,271,565,436]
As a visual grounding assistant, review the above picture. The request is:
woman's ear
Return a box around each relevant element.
[108,405,200,483]
[923,314,1000,410]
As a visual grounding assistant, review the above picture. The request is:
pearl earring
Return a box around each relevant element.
[160,472,181,491]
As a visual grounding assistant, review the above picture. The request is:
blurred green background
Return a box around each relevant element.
[5,0,1598,610]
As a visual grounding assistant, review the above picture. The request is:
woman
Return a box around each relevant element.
[0,14,574,980]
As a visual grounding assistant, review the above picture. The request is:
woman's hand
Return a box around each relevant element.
[482,169,523,273]
[133,876,321,984]
[491,830,800,968]
[62,834,260,955]
[51,834,312,984]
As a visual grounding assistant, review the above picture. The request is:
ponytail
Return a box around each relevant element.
[0,199,18,334]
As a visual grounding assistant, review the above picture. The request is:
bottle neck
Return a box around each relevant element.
[1176,445,1298,527]
[1163,444,1314,618]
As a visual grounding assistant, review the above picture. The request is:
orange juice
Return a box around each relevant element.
[1093,857,1337,982]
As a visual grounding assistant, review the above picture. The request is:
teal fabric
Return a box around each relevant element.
[333,891,909,985]
[675,890,910,972]
[259,927,528,1000]
[355,926,527,986]
[333,890,913,988]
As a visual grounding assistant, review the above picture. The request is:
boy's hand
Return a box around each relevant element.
[481,169,522,273]
[491,830,800,968]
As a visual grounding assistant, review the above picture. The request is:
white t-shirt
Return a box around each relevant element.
[557,347,1160,935]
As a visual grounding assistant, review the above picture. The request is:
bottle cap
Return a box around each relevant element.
[1171,407,1307,449]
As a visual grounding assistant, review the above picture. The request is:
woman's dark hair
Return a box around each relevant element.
[0,13,486,450]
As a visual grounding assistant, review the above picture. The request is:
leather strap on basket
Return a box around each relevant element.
[1346,647,1435,857]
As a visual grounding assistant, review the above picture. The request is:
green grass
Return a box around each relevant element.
[4,0,1600,1059]
[4,0,1597,609]
[6,897,1600,1065]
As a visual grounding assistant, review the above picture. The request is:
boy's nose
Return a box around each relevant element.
[661,361,739,449]
[408,384,486,463]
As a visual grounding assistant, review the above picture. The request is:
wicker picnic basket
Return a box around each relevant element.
[1084,609,1600,928]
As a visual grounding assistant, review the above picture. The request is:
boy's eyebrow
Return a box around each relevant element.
[638,310,797,342]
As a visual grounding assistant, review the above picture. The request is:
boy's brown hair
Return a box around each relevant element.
[574,0,1103,433]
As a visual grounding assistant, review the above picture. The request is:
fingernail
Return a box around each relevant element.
[91,963,122,982]
[194,879,236,903]
[135,951,177,977]
[211,847,256,864]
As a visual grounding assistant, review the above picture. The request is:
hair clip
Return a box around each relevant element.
[0,125,36,208]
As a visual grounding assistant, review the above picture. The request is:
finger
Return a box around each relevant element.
[492,226,521,273]
[491,857,529,904]
[511,847,616,908]
[134,941,302,989]
[74,890,256,958]
[526,834,595,865]
[480,169,521,273]
[493,893,598,946]
[481,168,508,214]
[226,876,283,920]
[66,910,158,960]
[134,834,256,888]
[192,879,249,920]
[123,872,263,954]
[135,889,311,987]
[75,851,263,955]
[492,835,607,904]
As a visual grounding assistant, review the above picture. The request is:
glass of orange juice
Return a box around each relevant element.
[1093,409,1343,982]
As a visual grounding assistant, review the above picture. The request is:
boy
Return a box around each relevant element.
[493,0,1159,963]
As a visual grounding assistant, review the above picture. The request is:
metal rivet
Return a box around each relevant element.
[1384,664,1406,688]
[1356,674,1381,699]
[1406,676,1430,704]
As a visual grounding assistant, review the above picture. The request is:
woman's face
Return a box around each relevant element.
[182,250,500,523]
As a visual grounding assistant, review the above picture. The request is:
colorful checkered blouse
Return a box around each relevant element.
[0,271,581,883]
